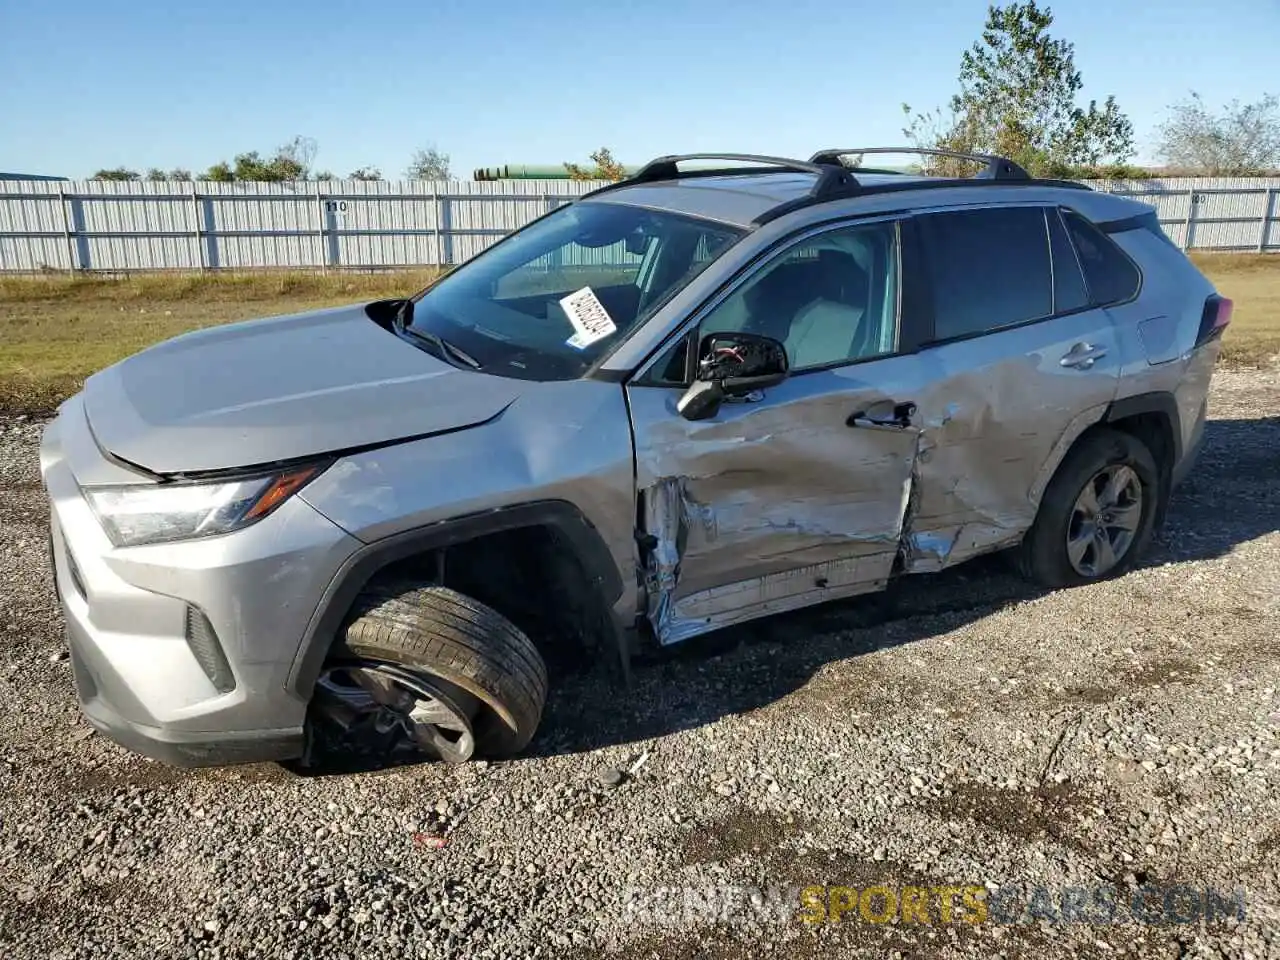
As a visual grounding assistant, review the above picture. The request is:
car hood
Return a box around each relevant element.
[83,303,523,475]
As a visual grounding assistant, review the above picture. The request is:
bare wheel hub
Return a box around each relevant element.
[1066,464,1143,577]
[313,662,480,763]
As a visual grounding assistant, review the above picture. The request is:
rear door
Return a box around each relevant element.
[899,203,1124,571]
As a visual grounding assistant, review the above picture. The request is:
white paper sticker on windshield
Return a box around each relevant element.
[560,286,617,349]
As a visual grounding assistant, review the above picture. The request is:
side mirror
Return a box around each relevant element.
[677,332,789,421]
[624,230,650,256]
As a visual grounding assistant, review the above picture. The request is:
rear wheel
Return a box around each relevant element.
[311,583,548,763]
[1016,428,1161,588]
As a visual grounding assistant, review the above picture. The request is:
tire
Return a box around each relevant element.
[1015,427,1162,589]
[333,583,548,758]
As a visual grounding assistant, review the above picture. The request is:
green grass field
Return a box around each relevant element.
[0,255,1276,415]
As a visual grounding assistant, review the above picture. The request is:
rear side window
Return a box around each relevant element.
[919,207,1053,341]
[1062,210,1141,305]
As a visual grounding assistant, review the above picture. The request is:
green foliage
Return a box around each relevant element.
[564,147,626,181]
[348,166,382,180]
[203,162,235,183]
[91,167,141,181]
[406,147,451,180]
[200,135,320,182]
[1157,92,1280,174]
[145,168,192,181]
[903,1,1135,176]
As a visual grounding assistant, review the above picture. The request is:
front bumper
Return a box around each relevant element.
[41,397,363,767]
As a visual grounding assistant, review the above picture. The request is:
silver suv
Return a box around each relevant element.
[41,149,1233,767]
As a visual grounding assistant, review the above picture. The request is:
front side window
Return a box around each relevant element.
[408,201,743,380]
[698,219,900,371]
[919,206,1053,341]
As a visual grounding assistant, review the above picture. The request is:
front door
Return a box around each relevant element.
[626,216,929,645]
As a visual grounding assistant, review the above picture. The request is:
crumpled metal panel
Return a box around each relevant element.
[629,377,920,645]
[630,308,1124,645]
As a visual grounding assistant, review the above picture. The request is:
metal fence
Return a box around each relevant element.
[1,176,1277,273]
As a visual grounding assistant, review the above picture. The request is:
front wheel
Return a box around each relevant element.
[1016,428,1162,589]
[312,584,548,764]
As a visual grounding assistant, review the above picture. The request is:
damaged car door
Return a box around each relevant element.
[626,216,930,645]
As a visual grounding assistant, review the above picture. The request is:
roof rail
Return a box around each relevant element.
[808,147,1031,181]
[629,153,830,181]
[589,153,859,201]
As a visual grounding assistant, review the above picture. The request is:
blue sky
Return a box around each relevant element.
[1,0,1276,179]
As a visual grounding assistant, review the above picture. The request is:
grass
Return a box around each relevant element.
[1,255,1277,415]
[0,270,444,414]
[1188,254,1280,368]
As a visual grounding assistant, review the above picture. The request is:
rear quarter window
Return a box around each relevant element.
[1062,209,1142,305]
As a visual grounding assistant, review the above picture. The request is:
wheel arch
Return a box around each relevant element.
[287,500,628,700]
[1029,391,1180,531]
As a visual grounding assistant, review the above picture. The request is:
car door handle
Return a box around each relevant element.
[1060,342,1108,369]
[847,401,917,430]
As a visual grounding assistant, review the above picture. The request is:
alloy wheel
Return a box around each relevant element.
[313,662,479,763]
[1065,464,1144,578]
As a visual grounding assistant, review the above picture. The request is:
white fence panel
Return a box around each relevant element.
[2,176,1277,273]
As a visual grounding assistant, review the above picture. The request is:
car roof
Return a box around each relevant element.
[584,170,929,228]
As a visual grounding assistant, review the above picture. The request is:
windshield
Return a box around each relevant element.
[408,200,744,379]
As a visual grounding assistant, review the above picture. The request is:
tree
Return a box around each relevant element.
[201,136,322,181]
[1156,92,1280,174]
[144,167,192,181]
[902,1,1135,176]
[348,166,382,180]
[406,147,451,180]
[564,147,627,181]
[203,161,235,182]
[92,167,140,181]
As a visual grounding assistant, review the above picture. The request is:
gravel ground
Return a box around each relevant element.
[1,370,1278,960]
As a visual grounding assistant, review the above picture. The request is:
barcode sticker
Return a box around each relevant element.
[560,287,617,349]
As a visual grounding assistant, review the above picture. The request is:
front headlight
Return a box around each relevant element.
[83,463,327,548]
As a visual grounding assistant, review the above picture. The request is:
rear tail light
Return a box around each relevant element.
[1196,295,1233,347]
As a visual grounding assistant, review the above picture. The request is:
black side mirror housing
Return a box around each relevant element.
[677,332,789,421]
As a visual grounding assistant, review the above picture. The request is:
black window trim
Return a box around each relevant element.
[629,211,929,388]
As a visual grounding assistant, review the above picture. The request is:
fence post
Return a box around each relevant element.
[56,184,77,271]
[314,191,328,273]
[1260,189,1276,253]
[438,188,454,266]
[1183,188,1197,251]
[191,183,205,272]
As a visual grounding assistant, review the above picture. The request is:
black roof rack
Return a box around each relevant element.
[587,153,858,202]
[581,148,1087,222]
[808,147,1031,181]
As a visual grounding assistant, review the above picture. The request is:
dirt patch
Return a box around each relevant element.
[680,808,805,869]
[926,781,1094,855]
[1061,657,1203,706]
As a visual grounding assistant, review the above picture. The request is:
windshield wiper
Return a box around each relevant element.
[393,301,483,370]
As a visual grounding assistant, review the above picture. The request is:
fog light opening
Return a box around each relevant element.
[184,605,236,694]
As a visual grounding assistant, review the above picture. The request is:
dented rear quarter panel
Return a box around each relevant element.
[1103,227,1221,460]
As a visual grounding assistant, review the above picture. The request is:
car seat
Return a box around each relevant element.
[783,250,869,368]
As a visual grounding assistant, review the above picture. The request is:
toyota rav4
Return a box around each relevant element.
[40,149,1231,766]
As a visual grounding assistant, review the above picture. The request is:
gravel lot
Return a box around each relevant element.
[1,369,1278,960]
